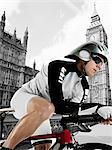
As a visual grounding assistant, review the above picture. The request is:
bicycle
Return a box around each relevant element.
[0,108,112,150]
[28,113,112,150]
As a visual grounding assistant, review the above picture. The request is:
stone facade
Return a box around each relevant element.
[0,12,38,108]
[0,12,38,139]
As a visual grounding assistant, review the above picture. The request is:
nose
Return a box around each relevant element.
[96,63,102,70]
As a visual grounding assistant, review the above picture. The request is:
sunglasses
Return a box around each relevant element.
[92,55,103,65]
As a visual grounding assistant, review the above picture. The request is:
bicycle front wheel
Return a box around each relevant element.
[76,143,112,150]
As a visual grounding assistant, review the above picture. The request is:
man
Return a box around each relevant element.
[2,41,112,150]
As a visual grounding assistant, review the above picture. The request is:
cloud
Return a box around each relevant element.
[29,4,112,93]
[64,0,87,12]
[0,0,21,27]
[0,0,21,15]
[30,13,89,70]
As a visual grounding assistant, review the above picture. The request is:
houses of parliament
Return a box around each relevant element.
[0,4,112,138]
[0,11,38,108]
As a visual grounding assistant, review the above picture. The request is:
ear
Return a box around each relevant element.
[80,60,88,67]
[79,50,91,61]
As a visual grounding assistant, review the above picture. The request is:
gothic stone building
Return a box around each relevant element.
[0,12,38,108]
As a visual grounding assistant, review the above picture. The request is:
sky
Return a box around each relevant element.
[0,0,112,87]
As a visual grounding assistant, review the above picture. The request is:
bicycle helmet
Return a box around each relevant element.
[65,41,108,63]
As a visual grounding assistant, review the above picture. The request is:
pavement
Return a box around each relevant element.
[75,124,112,146]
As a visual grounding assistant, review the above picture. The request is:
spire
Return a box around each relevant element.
[23,27,28,48]
[1,11,6,22]
[0,11,6,32]
[90,2,101,26]
[92,2,98,17]
[33,59,36,70]
[25,27,28,36]
[12,28,16,41]
[14,28,16,35]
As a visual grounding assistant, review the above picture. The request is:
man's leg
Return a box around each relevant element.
[2,97,55,149]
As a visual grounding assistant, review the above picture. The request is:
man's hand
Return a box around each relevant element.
[101,118,112,125]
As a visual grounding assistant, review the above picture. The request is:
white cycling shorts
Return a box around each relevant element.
[10,88,52,143]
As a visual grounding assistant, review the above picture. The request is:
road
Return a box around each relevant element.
[75,123,112,146]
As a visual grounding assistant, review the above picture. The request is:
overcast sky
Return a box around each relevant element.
[0,0,112,87]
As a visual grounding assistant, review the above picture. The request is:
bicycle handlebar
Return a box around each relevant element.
[61,113,104,124]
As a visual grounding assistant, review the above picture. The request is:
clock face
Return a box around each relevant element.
[90,35,95,40]
[90,33,99,41]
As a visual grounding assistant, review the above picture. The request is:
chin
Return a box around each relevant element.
[87,73,95,77]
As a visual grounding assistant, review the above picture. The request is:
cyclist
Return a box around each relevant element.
[2,41,112,150]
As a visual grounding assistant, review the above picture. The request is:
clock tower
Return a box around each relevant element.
[86,4,111,105]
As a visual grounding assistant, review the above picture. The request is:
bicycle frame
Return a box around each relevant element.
[29,128,76,149]
[29,126,112,150]
[28,114,112,150]
[0,109,112,149]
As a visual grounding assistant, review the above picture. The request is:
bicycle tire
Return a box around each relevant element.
[51,143,76,150]
[75,143,112,150]
[51,143,112,150]
[50,143,60,150]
